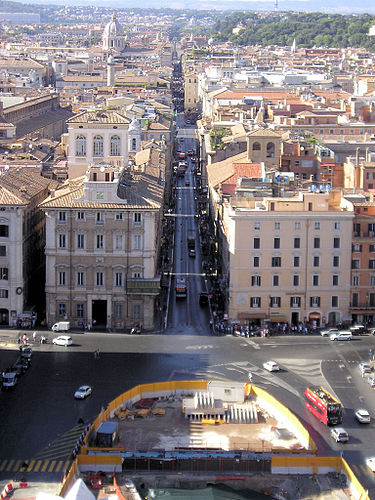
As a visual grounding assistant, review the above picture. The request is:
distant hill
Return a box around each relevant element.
[12,0,375,13]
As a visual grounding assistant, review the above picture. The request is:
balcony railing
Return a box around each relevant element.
[350,303,375,310]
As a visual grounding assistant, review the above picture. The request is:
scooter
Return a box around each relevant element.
[130,327,141,335]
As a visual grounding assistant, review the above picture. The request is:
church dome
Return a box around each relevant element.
[103,13,123,38]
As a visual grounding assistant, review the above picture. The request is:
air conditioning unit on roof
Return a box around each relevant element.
[255,201,266,210]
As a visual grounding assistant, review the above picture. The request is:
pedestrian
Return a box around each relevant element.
[32,331,37,342]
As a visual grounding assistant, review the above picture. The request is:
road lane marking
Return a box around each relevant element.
[27,460,35,472]
[0,460,7,472]
[48,460,56,472]
[55,461,63,472]
[5,459,14,472]
[41,460,49,472]
[34,460,42,472]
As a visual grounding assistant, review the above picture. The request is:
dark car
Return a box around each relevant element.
[199,293,209,306]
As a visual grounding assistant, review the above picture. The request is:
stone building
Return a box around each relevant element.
[0,166,54,325]
[40,161,163,331]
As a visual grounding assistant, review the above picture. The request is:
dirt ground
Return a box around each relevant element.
[116,399,303,452]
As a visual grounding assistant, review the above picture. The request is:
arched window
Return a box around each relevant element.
[252,142,261,151]
[266,142,275,158]
[76,135,86,157]
[132,138,137,150]
[110,135,121,156]
[93,136,103,157]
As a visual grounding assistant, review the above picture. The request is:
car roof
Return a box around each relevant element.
[356,408,369,413]
[78,385,90,390]
[333,427,347,433]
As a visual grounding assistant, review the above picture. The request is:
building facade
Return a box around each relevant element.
[40,162,162,331]
[217,190,353,327]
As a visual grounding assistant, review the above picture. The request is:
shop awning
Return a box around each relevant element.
[309,312,321,319]
[238,312,267,320]
[267,315,287,322]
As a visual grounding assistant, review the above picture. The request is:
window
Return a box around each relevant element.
[274,222,280,230]
[270,296,281,308]
[77,271,84,286]
[133,235,142,250]
[77,234,85,249]
[314,237,320,249]
[75,135,86,157]
[254,222,260,230]
[0,268,8,280]
[370,260,375,269]
[272,257,281,267]
[115,272,123,287]
[314,222,320,230]
[93,135,104,157]
[0,225,8,238]
[59,234,66,248]
[274,237,280,249]
[333,256,340,267]
[294,256,300,267]
[58,303,66,316]
[312,274,319,286]
[133,271,142,278]
[369,223,375,234]
[353,243,362,252]
[352,293,359,307]
[59,271,66,286]
[77,212,85,220]
[96,234,104,249]
[250,296,261,308]
[114,303,123,319]
[252,142,261,151]
[253,237,260,249]
[251,275,261,286]
[132,303,141,321]
[0,246,6,256]
[115,234,123,250]
[295,221,301,230]
[290,296,301,307]
[313,256,320,267]
[134,213,142,224]
[266,142,275,158]
[371,276,375,286]
[96,272,104,286]
[132,138,137,150]
[0,288,8,298]
[58,212,66,223]
[293,275,299,286]
[110,135,121,156]
[310,296,320,307]
[116,213,123,221]
[353,223,360,236]
[353,275,359,286]
[333,237,340,249]
[96,212,104,224]
[370,244,375,253]
[294,238,300,249]
[76,304,84,318]
[253,256,260,267]
[273,275,279,286]
[334,222,341,230]
[332,275,339,286]
[331,296,339,307]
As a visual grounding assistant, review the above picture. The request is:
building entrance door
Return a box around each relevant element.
[92,300,107,328]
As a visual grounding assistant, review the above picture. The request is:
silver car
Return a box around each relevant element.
[355,408,371,424]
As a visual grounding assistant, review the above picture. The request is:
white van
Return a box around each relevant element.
[51,321,70,332]
[330,331,352,341]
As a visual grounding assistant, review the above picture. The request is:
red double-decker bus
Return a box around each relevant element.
[304,386,342,425]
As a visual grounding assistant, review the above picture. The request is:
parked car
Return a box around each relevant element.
[74,385,92,399]
[349,325,366,335]
[52,335,72,346]
[366,457,375,472]
[330,331,353,341]
[355,408,371,424]
[199,293,209,306]
[263,361,280,372]
[320,328,340,337]
[359,362,372,374]
[368,377,375,387]
[330,427,349,443]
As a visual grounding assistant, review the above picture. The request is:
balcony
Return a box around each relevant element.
[126,277,161,295]
[350,302,375,311]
